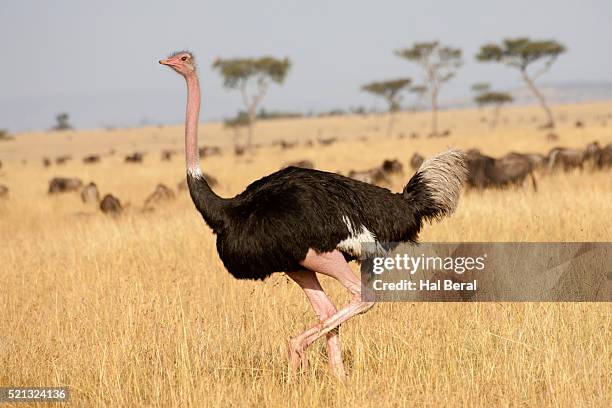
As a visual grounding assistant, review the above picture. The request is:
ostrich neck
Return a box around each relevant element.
[185,74,201,174]
[184,73,228,231]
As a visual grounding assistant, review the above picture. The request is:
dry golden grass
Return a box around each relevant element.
[1,102,611,407]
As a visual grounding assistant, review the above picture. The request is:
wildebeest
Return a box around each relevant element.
[125,152,143,163]
[178,172,218,191]
[83,155,100,164]
[585,142,612,169]
[161,149,176,161]
[545,132,559,142]
[234,146,245,156]
[547,147,585,172]
[410,153,425,170]
[282,160,314,170]
[466,150,537,191]
[48,177,83,194]
[199,146,222,158]
[81,182,100,204]
[348,158,404,185]
[318,137,337,146]
[280,140,298,150]
[144,183,176,209]
[348,168,389,185]
[55,155,72,165]
[381,159,403,175]
[598,143,612,168]
[0,184,8,199]
[520,153,548,170]
[100,194,122,216]
[42,157,52,167]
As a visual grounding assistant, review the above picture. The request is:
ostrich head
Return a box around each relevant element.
[159,51,196,76]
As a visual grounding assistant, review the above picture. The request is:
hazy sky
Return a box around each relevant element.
[1,0,611,131]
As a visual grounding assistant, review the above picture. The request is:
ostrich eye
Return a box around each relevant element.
[181,56,188,61]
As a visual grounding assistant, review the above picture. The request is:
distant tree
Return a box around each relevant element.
[471,83,513,129]
[361,78,412,136]
[395,41,462,136]
[0,129,14,141]
[408,84,428,111]
[52,112,72,131]
[471,82,491,95]
[212,56,291,150]
[476,38,566,129]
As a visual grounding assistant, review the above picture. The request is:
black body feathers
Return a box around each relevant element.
[187,150,467,281]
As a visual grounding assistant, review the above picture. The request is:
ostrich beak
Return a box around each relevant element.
[159,59,171,65]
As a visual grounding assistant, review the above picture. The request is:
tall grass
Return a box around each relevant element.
[1,103,610,406]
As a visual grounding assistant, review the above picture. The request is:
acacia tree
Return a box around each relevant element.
[476,38,566,129]
[395,41,462,136]
[361,78,412,136]
[213,57,291,149]
[471,83,513,129]
[52,112,72,131]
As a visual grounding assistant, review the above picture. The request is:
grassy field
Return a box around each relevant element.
[1,102,611,407]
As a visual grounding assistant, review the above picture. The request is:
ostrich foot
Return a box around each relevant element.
[288,337,308,374]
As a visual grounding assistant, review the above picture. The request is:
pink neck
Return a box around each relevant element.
[185,74,201,176]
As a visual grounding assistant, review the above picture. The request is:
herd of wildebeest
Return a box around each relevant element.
[0,137,610,216]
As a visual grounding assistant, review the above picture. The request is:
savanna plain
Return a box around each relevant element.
[1,102,611,407]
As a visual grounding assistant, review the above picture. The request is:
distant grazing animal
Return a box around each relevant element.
[0,160,2,170]
[282,160,314,170]
[349,159,404,185]
[161,149,176,161]
[583,141,612,169]
[161,51,467,378]
[144,183,176,208]
[466,151,537,191]
[318,137,337,146]
[280,140,298,150]
[600,144,612,168]
[55,155,72,165]
[42,157,52,167]
[381,159,403,175]
[0,184,8,199]
[520,153,548,170]
[125,152,143,163]
[234,146,245,156]
[410,153,425,170]
[584,142,602,167]
[48,177,83,194]
[545,133,559,142]
[81,182,100,204]
[100,194,122,216]
[199,146,222,158]
[547,148,585,172]
[83,155,100,164]
[348,167,388,185]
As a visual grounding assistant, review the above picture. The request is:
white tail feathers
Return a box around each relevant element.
[417,149,468,217]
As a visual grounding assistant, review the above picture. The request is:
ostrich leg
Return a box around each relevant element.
[286,270,345,377]
[289,249,375,378]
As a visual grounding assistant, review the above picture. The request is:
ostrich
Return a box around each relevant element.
[159,51,467,378]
